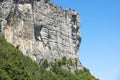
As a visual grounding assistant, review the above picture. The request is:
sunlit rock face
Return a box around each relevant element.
[0,0,82,72]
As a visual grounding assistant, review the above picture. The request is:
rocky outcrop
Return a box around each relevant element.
[0,0,82,72]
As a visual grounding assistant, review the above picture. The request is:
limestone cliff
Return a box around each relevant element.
[0,0,82,72]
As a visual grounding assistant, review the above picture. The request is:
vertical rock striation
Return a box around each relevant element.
[0,0,82,72]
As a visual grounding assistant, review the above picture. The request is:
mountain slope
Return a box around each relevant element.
[0,1,82,72]
[0,35,98,80]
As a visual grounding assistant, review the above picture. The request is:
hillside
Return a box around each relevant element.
[0,35,98,80]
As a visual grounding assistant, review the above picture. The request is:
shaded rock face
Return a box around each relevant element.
[0,0,82,72]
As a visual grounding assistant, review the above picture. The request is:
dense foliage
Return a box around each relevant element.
[0,35,99,80]
[0,21,1,32]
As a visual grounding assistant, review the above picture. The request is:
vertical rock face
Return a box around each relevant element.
[0,0,82,72]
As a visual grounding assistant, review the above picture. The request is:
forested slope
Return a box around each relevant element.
[0,35,98,80]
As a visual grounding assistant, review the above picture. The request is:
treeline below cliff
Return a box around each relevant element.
[0,35,98,80]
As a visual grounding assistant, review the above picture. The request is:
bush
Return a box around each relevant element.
[41,59,49,68]
[0,21,1,32]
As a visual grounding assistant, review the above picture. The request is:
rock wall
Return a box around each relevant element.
[0,0,82,72]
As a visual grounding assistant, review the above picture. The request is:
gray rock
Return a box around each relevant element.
[0,0,83,72]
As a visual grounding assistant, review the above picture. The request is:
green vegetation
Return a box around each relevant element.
[0,21,1,32]
[41,59,49,68]
[0,35,99,80]
[51,57,73,67]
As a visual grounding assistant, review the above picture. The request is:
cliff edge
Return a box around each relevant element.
[0,0,82,72]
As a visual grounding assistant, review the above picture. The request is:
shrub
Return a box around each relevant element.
[41,59,49,68]
[0,21,1,32]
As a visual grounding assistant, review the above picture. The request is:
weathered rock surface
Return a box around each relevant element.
[0,0,82,72]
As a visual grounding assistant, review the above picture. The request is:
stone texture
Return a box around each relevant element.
[0,0,83,72]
